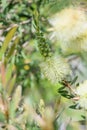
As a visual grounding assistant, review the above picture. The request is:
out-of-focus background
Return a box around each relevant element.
[0,0,87,130]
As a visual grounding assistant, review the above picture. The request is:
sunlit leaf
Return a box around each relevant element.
[5,62,14,87]
[7,74,16,96]
[5,37,20,64]
[0,26,18,60]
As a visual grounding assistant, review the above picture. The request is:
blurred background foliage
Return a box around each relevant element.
[0,0,87,130]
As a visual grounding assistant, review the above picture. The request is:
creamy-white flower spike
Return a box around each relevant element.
[49,8,87,53]
[61,36,87,53]
[76,80,87,109]
[40,56,70,83]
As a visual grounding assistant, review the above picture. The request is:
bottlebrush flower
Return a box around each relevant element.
[61,36,87,53]
[75,80,87,109]
[40,56,70,83]
[48,8,87,53]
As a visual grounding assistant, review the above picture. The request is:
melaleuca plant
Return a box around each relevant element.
[31,4,71,84]
[1,1,87,130]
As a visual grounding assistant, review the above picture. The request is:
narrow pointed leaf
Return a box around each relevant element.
[5,62,14,86]
[6,37,19,62]
[8,74,16,96]
[0,26,18,60]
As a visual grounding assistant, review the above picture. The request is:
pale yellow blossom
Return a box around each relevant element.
[40,56,70,83]
[49,8,87,53]
[76,80,87,109]
[61,36,87,53]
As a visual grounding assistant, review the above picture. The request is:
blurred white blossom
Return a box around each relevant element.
[48,8,87,53]
[61,36,87,53]
[76,80,87,109]
[40,56,70,83]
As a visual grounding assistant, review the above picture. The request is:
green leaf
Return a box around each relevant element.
[0,26,18,60]
[8,74,16,96]
[5,37,19,64]
[70,76,78,85]
[58,86,65,91]
[58,89,67,93]
[69,104,78,109]
[5,62,14,86]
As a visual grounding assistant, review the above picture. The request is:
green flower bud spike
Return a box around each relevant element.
[37,32,53,58]
[33,7,71,83]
